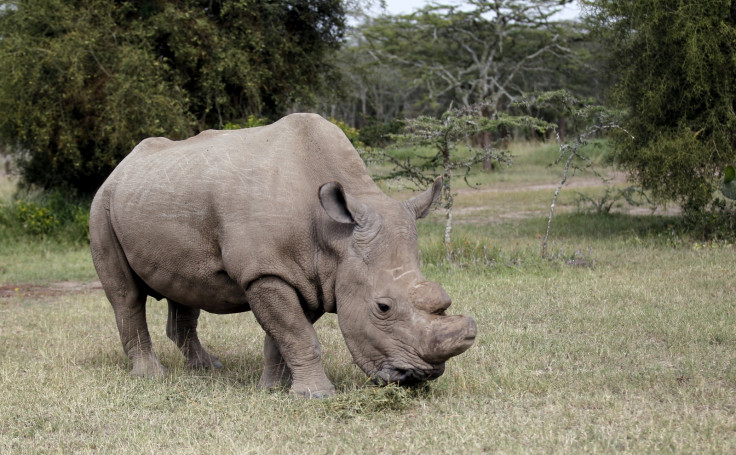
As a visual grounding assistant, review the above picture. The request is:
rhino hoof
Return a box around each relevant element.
[187,356,223,370]
[130,357,168,379]
[290,384,336,399]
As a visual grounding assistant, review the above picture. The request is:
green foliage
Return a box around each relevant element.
[584,0,736,216]
[328,117,364,147]
[358,118,404,148]
[725,165,736,183]
[319,0,598,128]
[223,115,270,130]
[0,190,90,243]
[10,200,59,236]
[384,105,554,190]
[0,0,345,194]
[681,197,736,241]
[722,165,736,200]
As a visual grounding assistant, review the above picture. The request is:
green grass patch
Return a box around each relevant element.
[0,238,96,284]
[0,177,93,284]
[515,138,614,167]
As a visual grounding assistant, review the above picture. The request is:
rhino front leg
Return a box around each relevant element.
[258,334,292,389]
[166,300,223,370]
[246,276,335,398]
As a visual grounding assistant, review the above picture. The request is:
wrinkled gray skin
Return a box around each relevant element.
[90,113,476,398]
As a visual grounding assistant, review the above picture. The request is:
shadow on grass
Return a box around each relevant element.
[421,212,682,243]
[83,343,265,388]
[416,213,686,269]
[534,212,681,241]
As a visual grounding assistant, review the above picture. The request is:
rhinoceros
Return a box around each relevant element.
[89,113,476,398]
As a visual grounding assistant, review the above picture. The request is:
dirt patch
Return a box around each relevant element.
[451,171,681,224]
[0,281,103,299]
[455,172,629,196]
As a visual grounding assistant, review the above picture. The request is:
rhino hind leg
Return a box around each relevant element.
[89,206,167,378]
[245,276,335,398]
[258,334,292,389]
[166,300,223,370]
[115,291,167,378]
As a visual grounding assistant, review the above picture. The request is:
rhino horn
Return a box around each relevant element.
[410,281,452,314]
[425,315,477,364]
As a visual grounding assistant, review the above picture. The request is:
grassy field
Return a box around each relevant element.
[1,143,735,453]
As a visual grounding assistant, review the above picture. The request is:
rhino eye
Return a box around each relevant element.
[376,302,391,313]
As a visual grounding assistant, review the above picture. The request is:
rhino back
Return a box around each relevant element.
[102,113,379,311]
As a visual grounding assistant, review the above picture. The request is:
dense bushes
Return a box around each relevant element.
[586,0,736,215]
[0,0,346,195]
[0,190,90,243]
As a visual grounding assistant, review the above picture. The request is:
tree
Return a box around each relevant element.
[363,0,577,114]
[318,0,605,142]
[370,103,550,259]
[582,0,736,215]
[0,0,345,194]
[316,22,416,128]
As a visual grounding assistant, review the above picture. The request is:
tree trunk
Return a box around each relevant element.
[558,115,566,142]
[442,145,453,261]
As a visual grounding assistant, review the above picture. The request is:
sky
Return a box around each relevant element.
[377,0,582,20]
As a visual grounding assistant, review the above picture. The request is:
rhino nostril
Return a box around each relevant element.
[392,369,406,383]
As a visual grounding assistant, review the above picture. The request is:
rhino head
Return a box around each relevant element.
[319,177,477,385]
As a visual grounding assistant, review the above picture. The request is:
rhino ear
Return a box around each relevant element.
[319,182,372,226]
[403,177,443,219]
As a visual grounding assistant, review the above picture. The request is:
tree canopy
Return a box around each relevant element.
[583,0,736,213]
[0,0,345,193]
[320,0,600,129]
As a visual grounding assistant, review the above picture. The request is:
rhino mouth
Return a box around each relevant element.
[371,363,446,386]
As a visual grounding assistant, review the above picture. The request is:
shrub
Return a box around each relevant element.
[0,190,90,243]
[223,115,270,130]
[682,198,736,241]
[587,0,736,219]
[359,119,404,148]
[12,200,59,235]
[328,117,363,148]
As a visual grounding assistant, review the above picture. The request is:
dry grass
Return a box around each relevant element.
[1,244,735,453]
[1,143,735,453]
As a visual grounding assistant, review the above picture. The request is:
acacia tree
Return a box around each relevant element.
[0,0,345,194]
[370,104,551,258]
[320,0,600,141]
[583,0,736,220]
[363,0,577,114]
[317,24,417,127]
